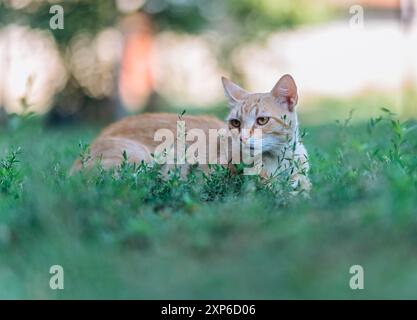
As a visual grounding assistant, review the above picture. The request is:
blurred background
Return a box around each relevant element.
[2,0,417,300]
[0,0,416,126]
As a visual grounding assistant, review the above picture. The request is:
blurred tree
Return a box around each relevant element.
[0,0,336,123]
[0,108,8,127]
[0,0,121,124]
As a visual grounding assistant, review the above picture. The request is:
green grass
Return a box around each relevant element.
[1,107,417,299]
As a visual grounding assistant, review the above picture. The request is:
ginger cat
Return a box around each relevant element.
[71,112,226,174]
[222,74,310,191]
[72,74,310,191]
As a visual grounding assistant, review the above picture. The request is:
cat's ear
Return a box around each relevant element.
[271,74,298,112]
[221,77,248,106]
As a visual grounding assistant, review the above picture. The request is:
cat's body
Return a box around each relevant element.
[72,74,311,191]
[71,113,226,173]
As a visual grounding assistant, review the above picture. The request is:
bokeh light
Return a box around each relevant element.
[0,0,415,120]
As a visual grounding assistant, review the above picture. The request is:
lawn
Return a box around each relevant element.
[1,105,417,299]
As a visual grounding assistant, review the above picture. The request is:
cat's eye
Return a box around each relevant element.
[229,119,241,128]
[256,117,270,125]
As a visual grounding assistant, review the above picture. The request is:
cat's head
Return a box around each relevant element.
[222,74,299,154]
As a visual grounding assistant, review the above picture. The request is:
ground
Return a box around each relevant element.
[0,101,417,299]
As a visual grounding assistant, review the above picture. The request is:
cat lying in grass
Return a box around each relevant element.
[72,74,311,192]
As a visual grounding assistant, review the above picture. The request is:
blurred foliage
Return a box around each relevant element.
[0,0,338,44]
[226,0,337,34]
[0,0,338,119]
[0,0,118,45]
[0,147,22,198]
